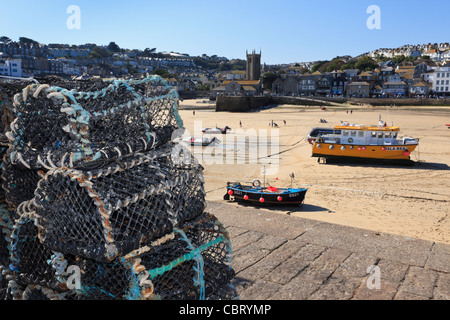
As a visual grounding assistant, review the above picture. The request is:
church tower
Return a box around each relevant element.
[246,50,261,81]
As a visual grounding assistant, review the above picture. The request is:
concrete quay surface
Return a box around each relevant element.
[207,201,450,300]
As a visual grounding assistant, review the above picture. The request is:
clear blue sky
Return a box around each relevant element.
[0,0,449,64]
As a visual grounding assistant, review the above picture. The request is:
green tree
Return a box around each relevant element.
[355,56,378,71]
[298,67,310,74]
[261,72,278,89]
[0,36,12,44]
[312,60,328,72]
[89,46,112,58]
[218,62,232,71]
[373,54,390,63]
[152,69,174,79]
[196,83,210,91]
[19,37,39,45]
[230,59,246,71]
[107,41,121,53]
[143,48,157,56]
[312,58,346,73]
[340,59,357,71]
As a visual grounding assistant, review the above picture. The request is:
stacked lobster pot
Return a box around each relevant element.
[0,76,237,300]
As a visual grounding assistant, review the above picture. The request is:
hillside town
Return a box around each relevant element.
[0,36,449,98]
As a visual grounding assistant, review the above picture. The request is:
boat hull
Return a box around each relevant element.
[202,129,228,134]
[225,186,307,206]
[312,143,417,162]
[185,137,218,146]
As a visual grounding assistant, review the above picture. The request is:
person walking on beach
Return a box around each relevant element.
[239,121,242,128]
[283,120,286,126]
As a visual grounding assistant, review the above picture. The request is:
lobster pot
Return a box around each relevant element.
[8,212,236,301]
[19,284,77,300]
[7,210,80,300]
[1,265,11,300]
[33,145,206,263]
[2,151,44,211]
[6,76,183,170]
[0,143,8,204]
[0,82,20,135]
[137,212,236,300]
[58,212,235,300]
[0,203,14,268]
[1,77,100,135]
[8,212,63,295]
[1,203,14,300]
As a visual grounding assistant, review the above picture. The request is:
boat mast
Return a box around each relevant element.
[263,165,266,187]
[289,172,295,188]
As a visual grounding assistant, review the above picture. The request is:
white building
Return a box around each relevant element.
[442,51,450,63]
[430,67,450,95]
[0,58,23,77]
[225,71,246,80]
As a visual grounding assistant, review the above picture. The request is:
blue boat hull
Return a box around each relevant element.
[224,184,307,206]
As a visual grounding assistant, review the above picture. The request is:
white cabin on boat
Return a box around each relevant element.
[319,123,417,147]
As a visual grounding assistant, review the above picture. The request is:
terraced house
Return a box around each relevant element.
[432,67,450,96]
[346,82,370,98]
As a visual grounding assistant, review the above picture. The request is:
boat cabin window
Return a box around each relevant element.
[343,131,349,136]
[378,132,383,138]
[350,131,357,137]
[371,132,377,138]
[385,132,392,138]
[393,132,397,138]
[358,131,364,137]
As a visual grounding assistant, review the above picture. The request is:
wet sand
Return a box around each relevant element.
[178,100,450,245]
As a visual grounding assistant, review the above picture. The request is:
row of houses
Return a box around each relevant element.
[367,43,450,62]
[158,63,450,98]
[0,41,198,78]
[269,64,450,98]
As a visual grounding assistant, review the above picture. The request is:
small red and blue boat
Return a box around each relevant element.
[224,178,307,206]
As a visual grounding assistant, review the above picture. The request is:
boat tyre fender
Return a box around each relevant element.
[252,179,261,188]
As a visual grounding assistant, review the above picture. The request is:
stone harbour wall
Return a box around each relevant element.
[215,96,329,112]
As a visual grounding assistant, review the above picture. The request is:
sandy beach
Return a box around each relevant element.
[178,99,450,245]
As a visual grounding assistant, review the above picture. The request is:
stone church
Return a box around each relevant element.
[246,50,261,81]
[219,50,262,96]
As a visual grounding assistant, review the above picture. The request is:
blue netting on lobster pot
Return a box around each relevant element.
[33,144,206,263]
[8,210,65,297]
[53,212,236,300]
[6,75,183,170]
[8,209,236,300]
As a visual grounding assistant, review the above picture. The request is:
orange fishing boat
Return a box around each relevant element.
[312,120,419,165]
